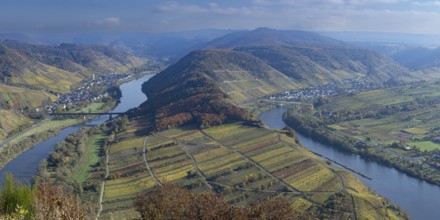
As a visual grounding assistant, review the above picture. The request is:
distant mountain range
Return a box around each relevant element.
[391,47,440,71]
[0,30,236,63]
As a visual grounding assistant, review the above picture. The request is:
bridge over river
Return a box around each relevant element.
[48,112,127,120]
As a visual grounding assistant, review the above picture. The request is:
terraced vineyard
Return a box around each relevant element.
[96,121,399,219]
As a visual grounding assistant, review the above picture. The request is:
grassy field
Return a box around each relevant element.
[408,141,440,151]
[94,121,401,219]
[319,81,440,152]
[73,134,105,183]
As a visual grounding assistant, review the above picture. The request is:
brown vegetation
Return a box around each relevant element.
[134,184,295,220]
[137,71,251,130]
[34,181,94,220]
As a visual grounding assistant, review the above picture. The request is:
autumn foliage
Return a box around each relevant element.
[138,73,250,130]
[134,184,295,220]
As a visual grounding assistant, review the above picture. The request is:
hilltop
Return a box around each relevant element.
[205,28,410,85]
[137,50,259,130]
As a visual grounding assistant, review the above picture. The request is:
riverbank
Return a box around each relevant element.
[0,74,156,184]
[0,102,117,170]
[283,109,440,187]
[0,72,156,171]
[258,107,440,220]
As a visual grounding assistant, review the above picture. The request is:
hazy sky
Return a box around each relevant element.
[2,0,440,34]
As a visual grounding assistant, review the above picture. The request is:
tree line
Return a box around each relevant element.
[283,109,440,186]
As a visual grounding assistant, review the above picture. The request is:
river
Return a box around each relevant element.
[2,75,439,219]
[259,107,440,220]
[0,74,155,184]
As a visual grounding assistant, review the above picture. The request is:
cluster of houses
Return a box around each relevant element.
[45,73,132,113]
[267,78,379,102]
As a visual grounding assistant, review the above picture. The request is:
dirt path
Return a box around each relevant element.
[201,130,357,216]
[153,133,213,190]
[95,143,110,220]
[142,136,162,186]
[0,119,50,148]
[200,130,302,195]
[176,141,214,189]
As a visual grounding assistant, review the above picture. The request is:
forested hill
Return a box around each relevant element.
[0,40,149,92]
[204,28,411,85]
[137,50,255,130]
[136,28,414,130]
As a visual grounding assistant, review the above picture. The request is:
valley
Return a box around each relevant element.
[2,27,440,220]
[282,80,440,186]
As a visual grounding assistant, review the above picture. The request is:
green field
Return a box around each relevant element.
[408,141,440,151]
[73,134,105,183]
[317,81,440,152]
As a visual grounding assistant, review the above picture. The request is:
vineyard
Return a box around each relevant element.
[94,121,399,219]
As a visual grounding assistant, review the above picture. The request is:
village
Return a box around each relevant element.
[266,78,380,103]
[45,73,132,113]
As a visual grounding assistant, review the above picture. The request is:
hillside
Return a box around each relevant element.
[392,47,440,71]
[137,50,267,130]
[143,49,298,102]
[0,40,150,140]
[205,28,411,85]
[0,40,148,92]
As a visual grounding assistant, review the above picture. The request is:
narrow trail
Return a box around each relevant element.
[142,136,162,186]
[147,129,355,217]
[175,141,214,189]
[96,144,110,220]
[207,181,299,194]
[153,133,213,189]
[0,119,50,148]
[280,134,357,218]
[279,135,345,193]
[201,130,354,216]
[200,130,302,195]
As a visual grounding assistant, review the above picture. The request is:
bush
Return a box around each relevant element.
[134,184,295,220]
[0,174,34,219]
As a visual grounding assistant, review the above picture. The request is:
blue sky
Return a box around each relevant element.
[1,0,440,34]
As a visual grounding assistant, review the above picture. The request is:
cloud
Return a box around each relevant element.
[94,17,122,26]
[153,1,207,13]
[152,1,256,15]
[414,1,440,6]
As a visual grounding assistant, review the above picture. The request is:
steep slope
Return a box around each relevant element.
[137,50,269,130]
[0,40,148,92]
[206,28,410,84]
[0,40,150,140]
[143,49,298,102]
